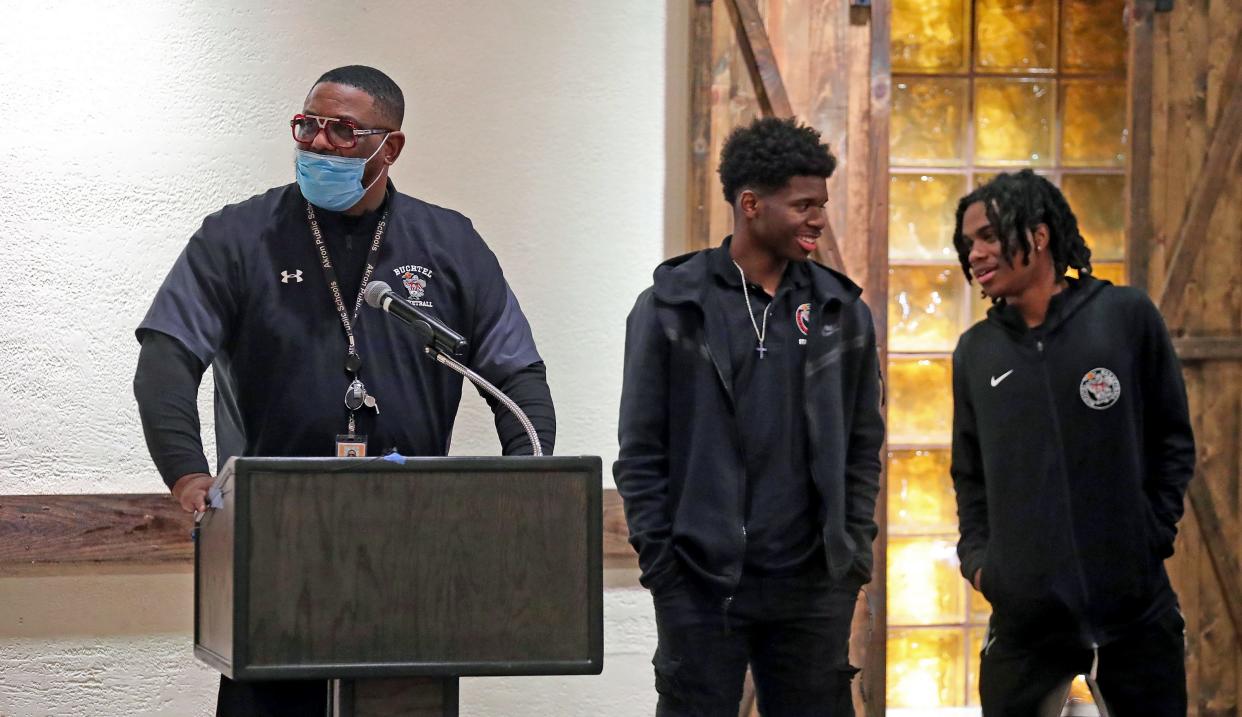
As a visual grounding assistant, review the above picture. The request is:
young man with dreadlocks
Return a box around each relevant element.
[615,117,884,715]
[949,170,1195,714]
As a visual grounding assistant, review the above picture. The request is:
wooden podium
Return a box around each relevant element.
[193,456,603,716]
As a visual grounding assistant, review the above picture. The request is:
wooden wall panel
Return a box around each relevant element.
[728,0,796,118]
[689,0,715,255]
[1132,0,1242,714]
[1125,0,1156,287]
[705,2,759,250]
[805,0,851,266]
[0,494,192,572]
[1199,363,1241,716]
[772,0,813,115]
[846,3,885,309]
[859,3,888,712]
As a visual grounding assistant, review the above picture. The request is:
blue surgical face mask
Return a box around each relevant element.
[294,138,388,212]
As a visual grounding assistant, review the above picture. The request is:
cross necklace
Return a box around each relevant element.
[733,260,770,359]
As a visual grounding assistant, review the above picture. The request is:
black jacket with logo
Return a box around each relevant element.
[613,246,885,597]
[952,275,1195,648]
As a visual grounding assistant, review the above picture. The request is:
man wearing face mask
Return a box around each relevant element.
[132,65,555,716]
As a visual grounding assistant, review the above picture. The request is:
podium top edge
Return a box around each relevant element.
[219,455,603,478]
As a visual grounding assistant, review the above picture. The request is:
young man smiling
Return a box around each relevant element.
[615,117,884,716]
[949,170,1195,714]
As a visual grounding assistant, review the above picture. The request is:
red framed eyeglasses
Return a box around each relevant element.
[290,113,391,149]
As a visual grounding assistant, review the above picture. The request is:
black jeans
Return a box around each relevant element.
[979,606,1187,716]
[650,566,859,717]
[215,675,327,717]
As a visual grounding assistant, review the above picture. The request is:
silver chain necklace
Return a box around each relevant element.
[733,260,770,359]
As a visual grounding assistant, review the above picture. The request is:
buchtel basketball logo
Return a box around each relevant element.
[403,273,426,298]
[393,264,435,307]
[1080,367,1121,410]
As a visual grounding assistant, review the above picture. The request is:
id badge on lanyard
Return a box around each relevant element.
[335,434,368,457]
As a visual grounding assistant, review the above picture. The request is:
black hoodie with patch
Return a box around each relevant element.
[952,274,1195,649]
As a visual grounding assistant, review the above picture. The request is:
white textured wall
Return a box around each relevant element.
[0,1,680,714]
[0,0,668,489]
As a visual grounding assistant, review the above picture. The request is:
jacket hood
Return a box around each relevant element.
[986,273,1111,339]
[651,239,863,309]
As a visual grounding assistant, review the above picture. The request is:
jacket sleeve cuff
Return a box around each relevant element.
[640,559,682,594]
[960,549,986,583]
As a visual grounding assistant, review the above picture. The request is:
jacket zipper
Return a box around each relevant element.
[1035,337,1098,648]
[724,419,747,623]
[703,332,748,608]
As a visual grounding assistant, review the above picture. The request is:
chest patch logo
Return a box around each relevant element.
[404,274,427,298]
[393,264,435,307]
[280,269,303,284]
[1080,367,1121,410]
[795,303,812,336]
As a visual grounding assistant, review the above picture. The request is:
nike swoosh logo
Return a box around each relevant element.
[990,370,1014,387]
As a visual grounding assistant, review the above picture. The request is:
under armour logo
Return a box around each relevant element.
[280,270,303,284]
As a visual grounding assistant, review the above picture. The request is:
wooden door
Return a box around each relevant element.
[1129,1,1242,714]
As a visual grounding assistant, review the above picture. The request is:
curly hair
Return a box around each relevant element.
[313,65,405,129]
[718,117,837,205]
[951,169,1092,285]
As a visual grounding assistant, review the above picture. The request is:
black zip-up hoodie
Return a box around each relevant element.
[952,275,1195,649]
[613,245,885,597]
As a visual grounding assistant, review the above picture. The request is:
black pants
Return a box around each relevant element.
[650,566,859,717]
[979,606,1187,716]
[216,675,327,717]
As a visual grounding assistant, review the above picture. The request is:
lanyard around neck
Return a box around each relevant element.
[305,202,390,377]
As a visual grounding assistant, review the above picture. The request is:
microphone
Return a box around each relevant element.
[364,281,541,456]
[364,281,468,356]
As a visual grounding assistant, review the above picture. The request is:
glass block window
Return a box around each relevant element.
[887,0,1128,711]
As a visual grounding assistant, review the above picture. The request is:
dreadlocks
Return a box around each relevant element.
[951,169,1092,286]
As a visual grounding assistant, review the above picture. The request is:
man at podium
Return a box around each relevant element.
[615,117,884,715]
[133,65,555,716]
